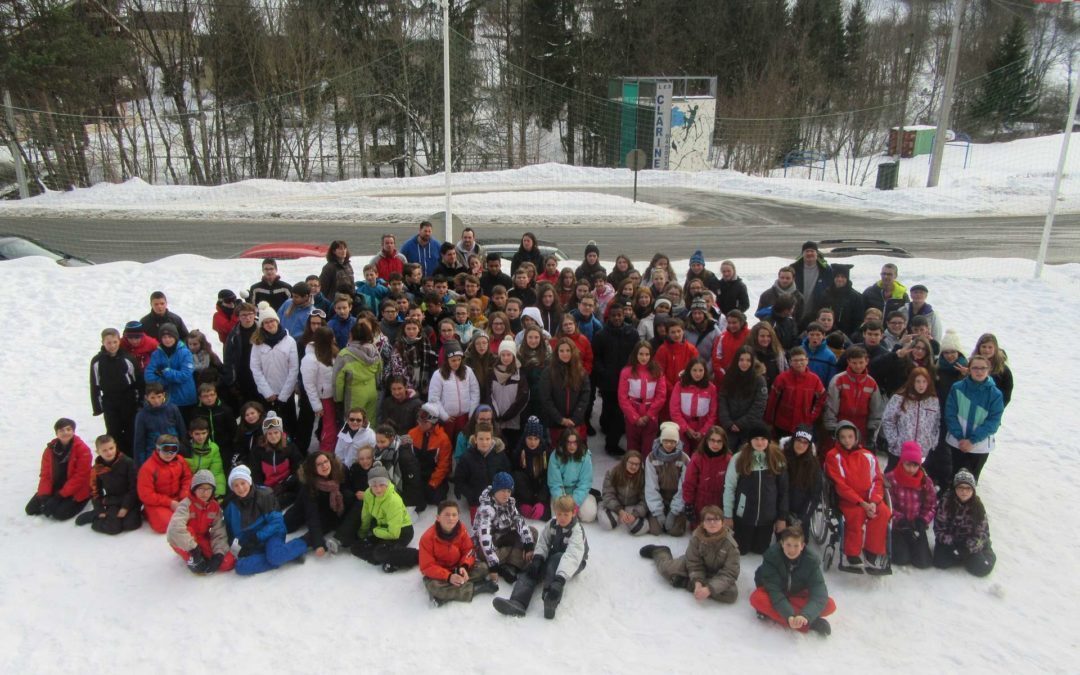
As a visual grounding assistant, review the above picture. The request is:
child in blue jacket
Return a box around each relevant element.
[223,465,307,575]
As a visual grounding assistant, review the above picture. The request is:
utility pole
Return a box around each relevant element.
[442,0,454,244]
[927,0,966,188]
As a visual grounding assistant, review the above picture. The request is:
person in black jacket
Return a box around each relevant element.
[510,232,545,275]
[222,302,260,406]
[284,451,355,556]
[248,258,292,311]
[454,422,513,516]
[791,242,832,327]
[90,328,142,457]
[816,264,864,337]
[591,303,639,455]
[140,291,189,341]
[193,383,238,467]
[715,260,751,315]
[480,252,513,297]
[373,424,424,509]
[75,435,142,534]
[781,426,823,528]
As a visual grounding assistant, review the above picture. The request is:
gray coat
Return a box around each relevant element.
[600,468,648,518]
[685,527,740,597]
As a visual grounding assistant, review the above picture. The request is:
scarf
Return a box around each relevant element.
[261,327,286,348]
[891,466,925,490]
[315,478,344,515]
[493,362,515,386]
[771,281,797,296]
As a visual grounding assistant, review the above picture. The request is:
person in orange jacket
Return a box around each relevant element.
[824,420,892,575]
[765,347,825,438]
[409,403,453,506]
[25,418,93,521]
[419,500,499,605]
[137,434,193,533]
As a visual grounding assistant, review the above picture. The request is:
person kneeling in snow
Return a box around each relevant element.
[137,434,193,533]
[223,465,306,575]
[493,495,588,620]
[933,469,995,577]
[473,472,537,583]
[419,500,499,606]
[349,462,419,573]
[167,470,236,574]
[750,525,835,636]
[885,441,937,569]
[26,418,93,522]
[640,504,740,604]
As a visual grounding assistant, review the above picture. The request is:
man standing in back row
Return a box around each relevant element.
[401,221,442,277]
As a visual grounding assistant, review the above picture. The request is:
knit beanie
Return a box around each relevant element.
[499,338,517,356]
[444,341,464,359]
[654,298,672,310]
[368,461,391,487]
[900,441,923,464]
[794,425,814,444]
[191,469,217,494]
[585,240,600,257]
[690,250,705,266]
[746,423,770,441]
[257,301,280,327]
[158,323,179,340]
[659,421,680,443]
[491,472,514,493]
[802,241,819,253]
[228,465,252,487]
[953,469,977,490]
[940,329,963,354]
[523,415,545,440]
[123,320,145,336]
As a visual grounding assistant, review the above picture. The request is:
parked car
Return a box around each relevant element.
[235,242,328,260]
[0,234,93,265]
[480,238,568,265]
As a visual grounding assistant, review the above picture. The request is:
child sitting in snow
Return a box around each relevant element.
[511,417,552,521]
[251,411,304,508]
[598,451,649,536]
[26,418,93,522]
[639,504,740,604]
[350,462,420,573]
[473,472,537,583]
[419,500,499,606]
[750,525,836,636]
[493,495,588,620]
[75,434,141,534]
[885,441,937,569]
[223,465,307,575]
[933,469,995,577]
[645,421,691,536]
[166,470,236,574]
[137,434,193,533]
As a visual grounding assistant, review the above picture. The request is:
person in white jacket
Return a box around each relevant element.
[301,326,338,454]
[250,302,300,434]
[427,341,480,446]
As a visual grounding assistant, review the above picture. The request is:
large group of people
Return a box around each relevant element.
[29,226,1010,632]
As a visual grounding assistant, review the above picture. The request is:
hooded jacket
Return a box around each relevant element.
[825,438,885,508]
[472,486,536,566]
[167,493,228,555]
[945,376,1004,454]
[685,524,740,594]
[146,343,197,407]
[359,482,413,541]
[333,342,382,421]
[454,438,512,506]
[723,449,789,526]
[250,331,300,400]
[428,366,481,421]
[600,466,648,518]
[645,441,689,516]
[137,452,192,508]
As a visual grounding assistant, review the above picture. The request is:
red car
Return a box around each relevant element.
[235,242,328,260]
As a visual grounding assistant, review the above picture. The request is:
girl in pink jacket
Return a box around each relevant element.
[618,341,668,455]
[669,357,718,452]
[885,441,937,569]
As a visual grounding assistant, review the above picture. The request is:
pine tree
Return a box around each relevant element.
[970,17,1038,140]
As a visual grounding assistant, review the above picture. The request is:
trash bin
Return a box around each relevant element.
[876,162,899,190]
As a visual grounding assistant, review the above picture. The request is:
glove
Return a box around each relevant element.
[206,553,224,573]
[187,549,210,574]
[525,555,545,581]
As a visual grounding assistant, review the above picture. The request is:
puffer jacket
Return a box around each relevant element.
[184,441,226,496]
[715,277,750,315]
[766,368,825,433]
[137,453,192,508]
[37,436,93,501]
[723,450,789,526]
[535,516,589,581]
[600,467,648,518]
[334,342,382,421]
[146,343,197,407]
[881,394,940,458]
[685,525,740,593]
[251,441,303,491]
[886,467,937,526]
[472,486,536,566]
[537,367,591,428]
[224,485,284,554]
[717,374,768,432]
[655,339,700,386]
[824,444,885,508]
[617,365,667,423]
[420,521,477,581]
[300,346,335,414]
[167,494,228,554]
[428,367,481,421]
[547,450,594,506]
[644,441,689,516]
[250,333,300,400]
[823,368,884,439]
[359,482,412,541]
[682,448,731,519]
[669,382,718,435]
[935,491,991,554]
[754,544,829,621]
[945,376,1004,454]
[454,438,513,506]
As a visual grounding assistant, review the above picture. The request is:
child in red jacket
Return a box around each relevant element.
[681,427,731,524]
[137,434,193,533]
[25,418,93,521]
[885,441,936,569]
[420,501,499,605]
[823,346,884,442]
[824,421,892,574]
[765,348,825,438]
[166,469,236,574]
[654,320,700,389]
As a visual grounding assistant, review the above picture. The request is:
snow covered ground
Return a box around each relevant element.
[0,133,1075,223]
[0,254,1076,673]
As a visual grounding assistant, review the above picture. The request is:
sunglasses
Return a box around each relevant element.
[348,417,366,423]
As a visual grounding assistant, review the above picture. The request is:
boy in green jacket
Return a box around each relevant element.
[350,462,419,572]
[184,418,226,497]
[750,525,836,636]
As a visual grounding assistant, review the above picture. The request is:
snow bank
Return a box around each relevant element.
[0,254,1075,673]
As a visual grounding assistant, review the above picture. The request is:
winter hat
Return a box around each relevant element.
[831,264,853,279]
[498,338,517,356]
[690,298,709,313]
[158,323,179,340]
[291,281,311,297]
[802,241,819,253]
[191,470,217,494]
[654,298,673,310]
[367,461,391,487]
[940,329,963,353]
[793,425,814,444]
[523,415,545,439]
[521,306,542,326]
[419,402,441,422]
[690,250,705,266]
[123,320,145,336]
[584,240,600,257]
[659,421,680,443]
[900,441,923,465]
[444,341,464,359]
[834,419,860,442]
[491,472,514,493]
[218,289,237,303]
[953,469,977,490]
[262,411,283,432]
[257,301,280,327]
[910,284,928,295]
[746,423,770,441]
[228,465,252,487]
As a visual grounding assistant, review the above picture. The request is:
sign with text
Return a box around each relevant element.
[653,82,673,170]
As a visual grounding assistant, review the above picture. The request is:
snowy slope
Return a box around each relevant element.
[0,133,1076,222]
[0,254,1076,673]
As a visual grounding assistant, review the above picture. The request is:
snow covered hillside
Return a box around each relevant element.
[0,133,1076,223]
[0,254,1075,673]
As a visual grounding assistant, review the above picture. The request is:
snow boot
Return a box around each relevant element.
[669,574,689,590]
[324,536,341,555]
[809,618,832,636]
[493,597,527,617]
[865,552,892,576]
[496,564,519,584]
[839,554,865,574]
[473,579,499,596]
[639,544,671,559]
[493,578,536,617]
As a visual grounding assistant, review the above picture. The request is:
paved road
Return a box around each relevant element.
[0,186,1076,263]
